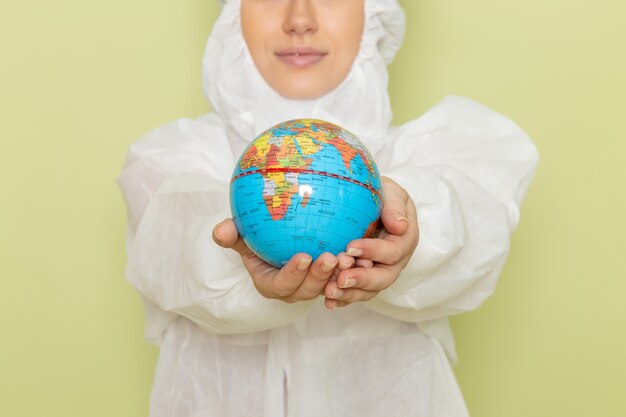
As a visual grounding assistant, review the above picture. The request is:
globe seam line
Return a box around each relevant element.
[232,167,382,201]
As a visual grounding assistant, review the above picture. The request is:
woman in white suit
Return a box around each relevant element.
[118,0,538,415]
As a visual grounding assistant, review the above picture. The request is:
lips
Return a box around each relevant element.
[275,47,327,68]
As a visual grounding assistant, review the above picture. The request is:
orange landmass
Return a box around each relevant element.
[263,189,298,221]
[363,218,380,238]
[300,192,310,208]
[327,136,357,171]
[265,144,281,168]
[240,145,260,170]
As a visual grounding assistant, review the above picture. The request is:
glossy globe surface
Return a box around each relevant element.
[230,119,382,268]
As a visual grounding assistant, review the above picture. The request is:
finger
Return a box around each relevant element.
[324,298,350,310]
[408,197,419,247]
[355,258,374,268]
[327,286,380,303]
[380,177,411,236]
[324,276,381,300]
[335,266,399,292]
[336,252,355,270]
[346,237,406,265]
[320,265,341,296]
[255,253,312,299]
[293,252,338,300]
[324,279,352,309]
[325,297,338,310]
[347,201,418,265]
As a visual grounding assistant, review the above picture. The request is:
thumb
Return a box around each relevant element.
[212,218,253,256]
[380,177,411,236]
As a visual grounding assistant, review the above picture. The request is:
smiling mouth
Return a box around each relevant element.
[275,47,327,68]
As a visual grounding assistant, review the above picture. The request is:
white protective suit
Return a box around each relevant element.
[118,0,539,416]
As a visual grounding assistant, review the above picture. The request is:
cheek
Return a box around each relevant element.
[241,7,270,60]
[330,9,364,60]
[345,10,365,54]
[330,20,363,76]
[242,37,270,79]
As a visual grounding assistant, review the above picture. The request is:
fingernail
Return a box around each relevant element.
[320,261,337,273]
[340,278,357,289]
[395,215,409,222]
[346,248,363,257]
[331,288,344,299]
[297,257,312,271]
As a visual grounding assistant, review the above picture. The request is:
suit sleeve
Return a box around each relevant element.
[365,96,539,322]
[117,114,312,335]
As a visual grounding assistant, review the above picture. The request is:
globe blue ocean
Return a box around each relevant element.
[230,119,382,268]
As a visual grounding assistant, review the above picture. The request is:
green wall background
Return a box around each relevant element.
[1,1,624,416]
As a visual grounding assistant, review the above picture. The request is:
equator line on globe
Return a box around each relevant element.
[230,118,383,268]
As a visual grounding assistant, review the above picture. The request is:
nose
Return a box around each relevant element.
[283,0,318,36]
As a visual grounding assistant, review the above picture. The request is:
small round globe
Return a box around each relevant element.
[230,119,382,268]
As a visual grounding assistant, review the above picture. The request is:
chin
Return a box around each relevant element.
[273,81,333,101]
[279,91,323,100]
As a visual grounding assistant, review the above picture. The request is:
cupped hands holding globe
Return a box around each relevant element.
[213,119,419,310]
[213,176,419,310]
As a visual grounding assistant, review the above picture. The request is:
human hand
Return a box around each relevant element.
[213,219,354,303]
[323,177,419,310]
